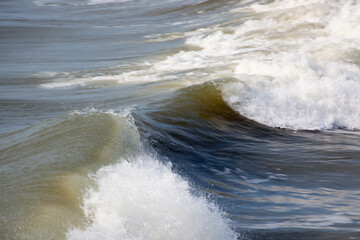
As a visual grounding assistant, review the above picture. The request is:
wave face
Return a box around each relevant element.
[0,109,140,239]
[0,109,236,239]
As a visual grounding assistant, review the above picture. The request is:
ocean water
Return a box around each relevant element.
[1,0,360,239]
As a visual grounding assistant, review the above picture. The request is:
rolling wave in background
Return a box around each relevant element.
[36,0,360,130]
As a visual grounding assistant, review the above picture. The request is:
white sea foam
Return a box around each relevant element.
[39,74,133,89]
[66,155,237,240]
[216,0,360,130]
[222,56,360,130]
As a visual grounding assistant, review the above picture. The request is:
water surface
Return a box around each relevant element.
[1,0,360,239]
